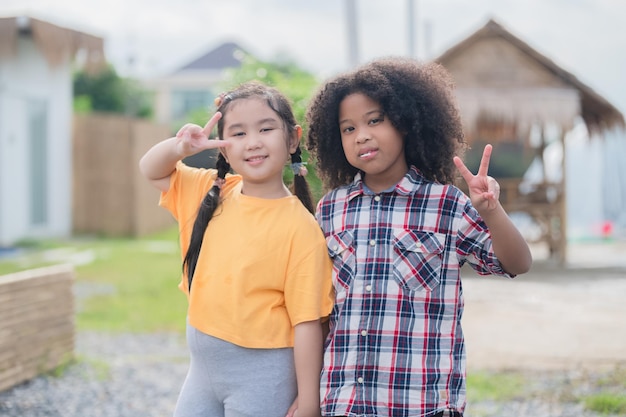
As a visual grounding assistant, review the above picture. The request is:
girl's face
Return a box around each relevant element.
[339,93,408,192]
[220,98,300,197]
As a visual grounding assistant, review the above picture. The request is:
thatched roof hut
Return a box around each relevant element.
[434,18,625,262]
[435,18,624,139]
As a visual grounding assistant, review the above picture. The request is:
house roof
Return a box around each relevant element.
[174,41,247,73]
[435,18,625,135]
[0,16,105,73]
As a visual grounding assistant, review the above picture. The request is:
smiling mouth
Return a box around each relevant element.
[246,155,267,162]
[359,149,377,159]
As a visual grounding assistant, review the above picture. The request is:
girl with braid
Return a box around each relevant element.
[139,81,333,417]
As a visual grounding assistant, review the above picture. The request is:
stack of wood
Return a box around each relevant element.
[0,264,75,392]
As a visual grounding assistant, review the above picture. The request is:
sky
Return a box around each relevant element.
[2,0,626,113]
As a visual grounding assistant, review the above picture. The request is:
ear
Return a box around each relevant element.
[219,147,229,163]
[288,125,303,154]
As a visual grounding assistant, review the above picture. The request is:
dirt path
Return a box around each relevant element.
[461,241,626,372]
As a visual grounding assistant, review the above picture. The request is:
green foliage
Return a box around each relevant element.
[466,371,526,402]
[580,366,626,415]
[583,393,626,415]
[73,64,154,118]
[73,95,92,114]
[44,354,78,378]
[464,140,535,178]
[221,54,319,129]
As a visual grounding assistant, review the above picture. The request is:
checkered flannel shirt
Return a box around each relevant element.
[316,166,513,417]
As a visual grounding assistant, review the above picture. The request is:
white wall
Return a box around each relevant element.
[565,123,605,240]
[0,35,72,246]
[521,120,626,241]
[558,122,625,240]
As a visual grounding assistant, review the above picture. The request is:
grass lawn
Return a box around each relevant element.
[0,226,187,333]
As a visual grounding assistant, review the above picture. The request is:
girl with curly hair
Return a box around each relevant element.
[301,57,532,417]
[140,81,333,417]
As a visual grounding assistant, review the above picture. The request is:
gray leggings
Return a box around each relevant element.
[173,323,297,417]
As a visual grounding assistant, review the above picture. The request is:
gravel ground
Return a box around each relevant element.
[1,242,625,417]
[0,332,187,417]
[0,331,621,417]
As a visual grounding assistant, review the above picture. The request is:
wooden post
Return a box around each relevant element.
[558,126,568,265]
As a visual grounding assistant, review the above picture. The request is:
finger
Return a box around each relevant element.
[176,124,192,138]
[477,144,493,177]
[453,156,474,184]
[204,138,230,149]
[285,401,298,417]
[202,112,222,137]
[487,176,501,199]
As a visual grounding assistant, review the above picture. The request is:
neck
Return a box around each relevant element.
[241,182,291,199]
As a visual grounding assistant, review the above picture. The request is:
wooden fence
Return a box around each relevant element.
[0,264,74,392]
[73,113,175,237]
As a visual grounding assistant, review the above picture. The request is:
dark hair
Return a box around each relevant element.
[306,56,467,190]
[183,81,314,288]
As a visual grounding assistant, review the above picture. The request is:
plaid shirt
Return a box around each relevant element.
[316,166,512,417]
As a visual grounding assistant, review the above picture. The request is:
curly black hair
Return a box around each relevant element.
[306,56,467,190]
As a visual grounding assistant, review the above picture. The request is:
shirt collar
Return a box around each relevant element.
[346,166,425,201]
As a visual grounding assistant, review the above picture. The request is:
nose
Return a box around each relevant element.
[355,128,371,144]
[245,132,262,150]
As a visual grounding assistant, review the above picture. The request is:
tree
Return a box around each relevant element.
[73,64,153,119]
[221,54,319,131]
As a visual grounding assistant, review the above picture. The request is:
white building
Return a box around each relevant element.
[144,41,247,126]
[0,16,103,246]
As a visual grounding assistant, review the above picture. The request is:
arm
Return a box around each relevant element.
[292,319,323,417]
[453,144,533,275]
[138,112,227,192]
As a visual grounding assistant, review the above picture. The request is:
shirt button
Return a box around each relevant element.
[365,284,372,292]
[369,239,376,246]
[361,330,367,337]
[332,245,338,251]
[374,195,381,202]
[357,377,364,384]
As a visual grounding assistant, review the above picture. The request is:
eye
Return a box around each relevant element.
[230,131,245,138]
[369,117,383,125]
[260,127,275,133]
[341,126,354,134]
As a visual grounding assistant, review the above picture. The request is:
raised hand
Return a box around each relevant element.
[175,112,229,158]
[453,144,501,213]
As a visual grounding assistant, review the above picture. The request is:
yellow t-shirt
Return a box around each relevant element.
[160,162,334,348]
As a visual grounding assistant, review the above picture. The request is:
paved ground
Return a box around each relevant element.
[462,240,626,372]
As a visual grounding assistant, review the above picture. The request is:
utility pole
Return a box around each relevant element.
[345,0,359,68]
[407,0,417,58]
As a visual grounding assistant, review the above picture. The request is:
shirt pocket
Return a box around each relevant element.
[326,231,356,301]
[392,230,445,293]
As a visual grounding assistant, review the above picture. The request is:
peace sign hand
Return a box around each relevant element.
[453,144,501,213]
[174,112,229,158]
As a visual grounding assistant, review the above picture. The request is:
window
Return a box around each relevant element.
[28,99,48,226]
[171,90,213,120]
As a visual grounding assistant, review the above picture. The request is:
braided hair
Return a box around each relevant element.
[182,81,314,290]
